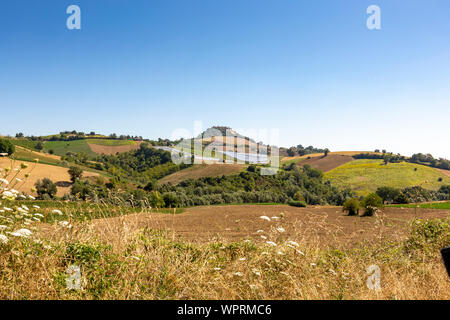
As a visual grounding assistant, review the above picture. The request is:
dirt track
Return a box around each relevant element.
[57,205,450,247]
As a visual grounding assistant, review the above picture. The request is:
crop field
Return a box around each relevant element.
[325,159,450,195]
[43,140,97,157]
[12,146,62,166]
[87,140,143,155]
[159,164,247,185]
[0,158,99,197]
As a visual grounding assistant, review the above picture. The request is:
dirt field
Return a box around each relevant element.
[87,141,143,155]
[0,158,99,197]
[159,164,247,185]
[281,151,377,163]
[296,154,354,172]
[47,205,450,247]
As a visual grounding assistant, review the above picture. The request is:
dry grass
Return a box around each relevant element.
[0,205,448,300]
[0,158,99,197]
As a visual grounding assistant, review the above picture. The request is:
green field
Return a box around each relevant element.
[43,140,96,157]
[8,139,40,150]
[86,139,137,146]
[325,159,450,195]
[388,201,450,210]
[12,147,61,166]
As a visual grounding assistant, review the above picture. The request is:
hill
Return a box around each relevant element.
[159,163,247,185]
[325,159,450,195]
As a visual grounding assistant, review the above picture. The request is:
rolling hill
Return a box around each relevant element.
[325,159,450,195]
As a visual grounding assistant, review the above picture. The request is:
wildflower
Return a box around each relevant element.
[3,207,13,211]
[259,216,271,222]
[266,241,277,247]
[276,227,286,233]
[52,209,63,215]
[21,205,29,211]
[0,178,9,185]
[0,234,8,244]
[252,269,261,276]
[0,225,8,230]
[256,230,264,233]
[33,205,40,209]
[34,213,44,218]
[280,271,289,277]
[271,216,280,221]
[287,240,299,247]
[233,272,243,277]
[28,195,36,200]
[58,221,71,228]
[238,257,246,261]
[260,235,267,240]
[10,228,32,238]
[19,195,27,199]
[16,178,22,183]
[213,267,221,271]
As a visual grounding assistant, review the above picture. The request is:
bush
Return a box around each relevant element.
[35,178,57,199]
[376,186,400,203]
[68,166,83,183]
[393,192,409,204]
[0,139,15,155]
[342,198,360,216]
[288,200,307,207]
[361,193,383,216]
[162,192,180,208]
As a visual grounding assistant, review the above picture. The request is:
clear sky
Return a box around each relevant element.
[1,1,449,158]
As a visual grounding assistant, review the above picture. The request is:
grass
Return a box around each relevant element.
[11,147,61,166]
[0,206,448,299]
[85,139,136,146]
[388,201,450,210]
[325,159,450,196]
[43,140,97,157]
[8,139,40,150]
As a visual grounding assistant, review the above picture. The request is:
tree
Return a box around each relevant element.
[0,139,15,155]
[68,166,83,183]
[15,133,24,138]
[35,178,57,199]
[362,193,383,216]
[35,142,44,151]
[323,148,330,157]
[376,186,400,203]
[393,193,409,204]
[150,191,165,208]
[343,198,360,216]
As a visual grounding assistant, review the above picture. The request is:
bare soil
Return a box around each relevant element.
[298,154,354,172]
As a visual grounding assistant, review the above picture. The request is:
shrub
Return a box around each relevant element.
[288,200,307,207]
[393,192,409,204]
[68,166,83,183]
[35,178,57,199]
[376,186,400,203]
[361,193,383,216]
[0,139,15,155]
[150,191,165,208]
[162,192,180,208]
[342,198,360,216]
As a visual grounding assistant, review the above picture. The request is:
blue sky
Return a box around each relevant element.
[1,0,449,158]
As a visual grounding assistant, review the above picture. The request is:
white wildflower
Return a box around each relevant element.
[276,227,286,233]
[0,234,8,244]
[259,216,271,222]
[266,241,277,247]
[10,228,32,238]
[52,209,63,215]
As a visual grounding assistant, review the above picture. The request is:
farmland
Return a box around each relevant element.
[325,159,450,195]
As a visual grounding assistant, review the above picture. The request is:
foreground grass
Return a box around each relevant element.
[0,212,448,299]
[325,160,450,195]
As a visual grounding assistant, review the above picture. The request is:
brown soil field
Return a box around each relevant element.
[296,154,354,172]
[42,205,450,248]
[87,141,143,155]
[159,164,247,185]
[0,158,99,197]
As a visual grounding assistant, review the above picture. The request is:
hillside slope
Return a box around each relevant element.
[325,159,450,195]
